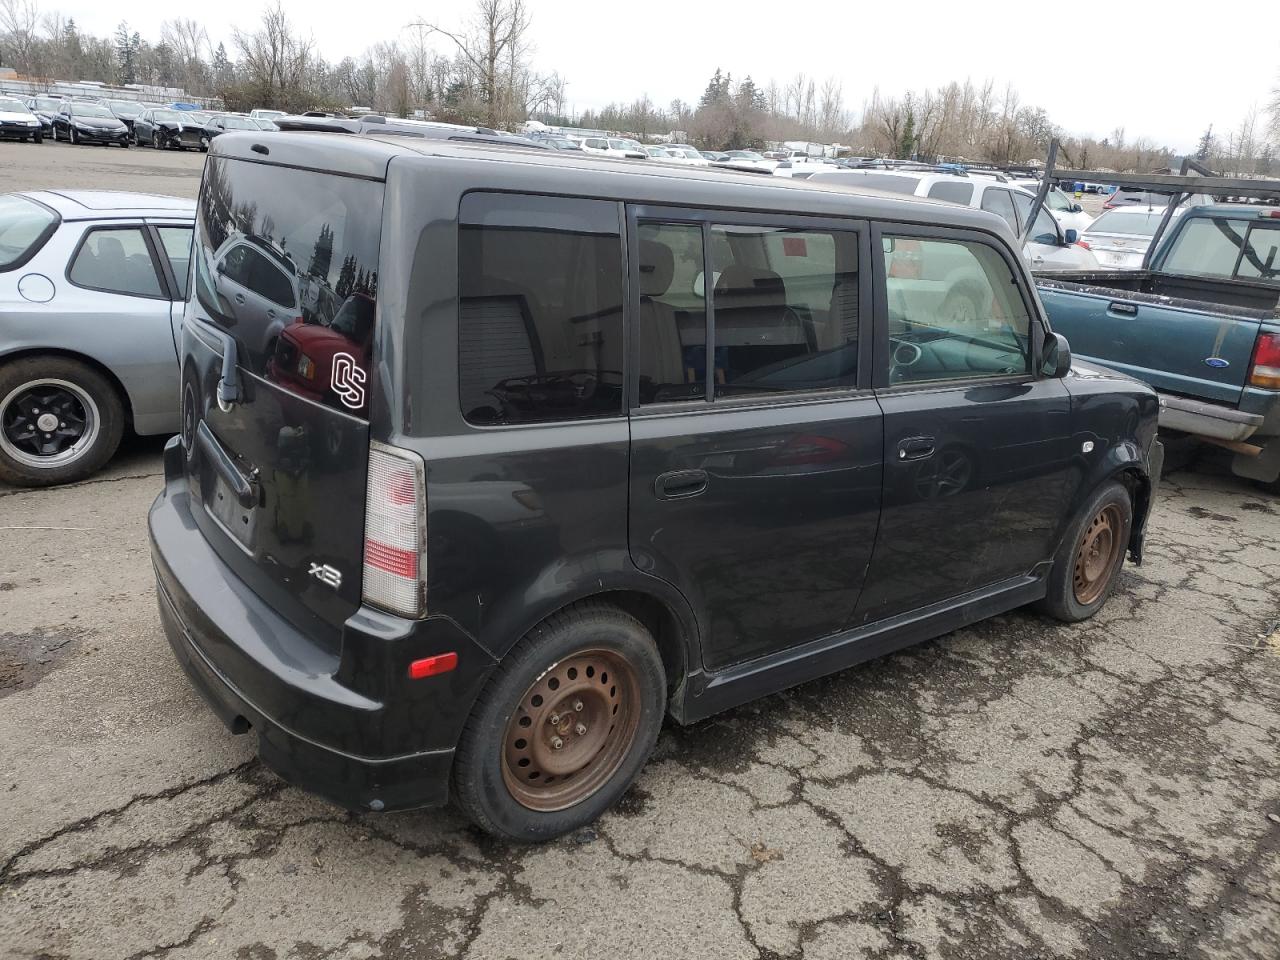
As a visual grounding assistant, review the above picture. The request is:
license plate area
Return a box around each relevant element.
[209,475,257,549]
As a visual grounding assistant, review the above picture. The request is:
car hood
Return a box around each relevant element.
[0,109,38,123]
[72,116,126,129]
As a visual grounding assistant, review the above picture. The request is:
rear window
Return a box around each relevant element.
[927,181,974,205]
[1163,218,1280,284]
[0,195,58,271]
[193,156,384,415]
[1088,210,1165,237]
[458,193,624,425]
[848,174,921,195]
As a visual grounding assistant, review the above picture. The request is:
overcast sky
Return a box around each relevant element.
[51,0,1279,152]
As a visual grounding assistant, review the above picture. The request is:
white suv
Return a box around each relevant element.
[810,169,1100,272]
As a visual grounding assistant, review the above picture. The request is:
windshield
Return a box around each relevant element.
[608,139,636,150]
[727,151,763,160]
[0,196,58,270]
[222,116,258,130]
[33,98,61,111]
[108,101,143,117]
[255,110,286,119]
[1087,210,1167,238]
[1044,189,1071,211]
[187,112,212,123]
[151,110,182,122]
[0,98,30,113]
[72,105,114,119]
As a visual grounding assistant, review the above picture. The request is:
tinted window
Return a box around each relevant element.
[637,220,860,402]
[1087,210,1166,237]
[68,227,162,297]
[1012,193,1059,245]
[850,173,922,195]
[980,188,1019,234]
[0,195,58,270]
[193,155,383,417]
[927,181,974,205]
[882,235,1030,385]
[458,193,624,425]
[155,226,192,299]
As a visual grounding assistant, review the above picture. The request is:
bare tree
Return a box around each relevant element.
[1,0,41,72]
[231,1,315,110]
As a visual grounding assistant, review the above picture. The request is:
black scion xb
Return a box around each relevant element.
[150,132,1162,841]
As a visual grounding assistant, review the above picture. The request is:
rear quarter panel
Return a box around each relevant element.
[0,221,180,434]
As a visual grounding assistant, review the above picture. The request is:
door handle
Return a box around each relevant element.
[898,437,935,461]
[234,293,246,305]
[655,469,708,500]
[1107,301,1137,316]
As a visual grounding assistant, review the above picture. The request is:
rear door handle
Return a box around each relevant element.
[898,437,935,461]
[655,469,708,500]
[1107,301,1137,316]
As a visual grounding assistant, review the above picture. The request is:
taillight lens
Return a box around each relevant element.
[1249,333,1280,390]
[1076,239,1091,249]
[363,443,427,618]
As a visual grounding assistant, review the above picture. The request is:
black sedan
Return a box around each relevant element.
[24,96,63,136]
[104,99,148,134]
[51,102,130,146]
[201,113,262,148]
[132,108,205,150]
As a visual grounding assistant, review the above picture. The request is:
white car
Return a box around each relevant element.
[809,168,1099,272]
[0,97,44,143]
[655,144,710,167]
[579,136,646,160]
[1080,206,1184,270]
[717,150,777,172]
[249,109,288,122]
[1010,179,1094,234]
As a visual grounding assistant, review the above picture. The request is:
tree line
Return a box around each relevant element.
[2,0,1278,173]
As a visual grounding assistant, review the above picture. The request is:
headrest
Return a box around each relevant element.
[638,239,675,298]
[96,235,126,262]
[715,264,786,305]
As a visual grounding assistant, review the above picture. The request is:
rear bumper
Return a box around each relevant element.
[1158,393,1263,442]
[149,437,496,812]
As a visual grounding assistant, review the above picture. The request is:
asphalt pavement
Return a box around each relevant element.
[1,140,1278,960]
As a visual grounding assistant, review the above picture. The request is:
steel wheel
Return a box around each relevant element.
[501,648,642,812]
[1072,503,1124,605]
[0,378,100,470]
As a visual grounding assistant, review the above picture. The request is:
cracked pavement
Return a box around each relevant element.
[2,441,1278,960]
[1,143,1278,959]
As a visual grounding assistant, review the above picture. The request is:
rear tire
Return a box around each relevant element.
[452,602,666,842]
[0,357,125,487]
[1037,481,1133,623]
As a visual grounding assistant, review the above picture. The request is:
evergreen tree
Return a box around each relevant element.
[115,23,136,84]
[307,224,334,281]
[699,69,730,109]
[1195,125,1215,162]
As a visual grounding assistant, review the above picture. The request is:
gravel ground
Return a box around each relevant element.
[1,139,1279,960]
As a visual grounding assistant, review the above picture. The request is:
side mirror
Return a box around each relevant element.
[1063,228,1079,246]
[1070,203,1084,213]
[1041,331,1072,379]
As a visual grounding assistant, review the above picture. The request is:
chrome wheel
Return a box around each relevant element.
[0,378,101,470]
[501,649,642,812]
[1072,503,1124,605]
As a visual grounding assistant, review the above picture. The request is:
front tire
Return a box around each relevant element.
[70,126,79,144]
[452,602,666,842]
[1037,481,1133,622]
[0,357,125,487]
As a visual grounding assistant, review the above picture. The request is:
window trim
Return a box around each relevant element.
[64,222,170,301]
[870,220,1046,392]
[625,203,873,413]
[146,221,194,301]
[0,194,61,274]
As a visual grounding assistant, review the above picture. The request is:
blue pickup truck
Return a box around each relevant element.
[1038,204,1280,491]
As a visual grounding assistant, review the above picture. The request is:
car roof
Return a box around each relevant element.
[209,132,1018,242]
[19,190,196,220]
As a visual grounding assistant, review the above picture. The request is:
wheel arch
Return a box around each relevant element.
[0,347,136,429]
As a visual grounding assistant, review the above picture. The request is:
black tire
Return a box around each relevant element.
[152,132,160,149]
[0,357,125,487]
[452,602,666,842]
[1037,480,1133,623]
[32,131,42,144]
[70,126,79,145]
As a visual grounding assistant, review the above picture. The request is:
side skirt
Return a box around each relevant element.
[673,570,1049,724]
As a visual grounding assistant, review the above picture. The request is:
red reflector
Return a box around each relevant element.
[1250,333,1280,389]
[1076,239,1091,249]
[409,652,457,679]
[364,538,418,578]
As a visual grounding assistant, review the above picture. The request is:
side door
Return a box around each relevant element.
[64,223,180,433]
[1013,191,1078,271]
[855,224,1073,626]
[147,220,195,356]
[627,206,883,672]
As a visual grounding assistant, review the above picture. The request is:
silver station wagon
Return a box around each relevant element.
[0,190,194,485]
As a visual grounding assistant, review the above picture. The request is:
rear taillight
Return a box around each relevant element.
[363,442,427,618]
[1249,333,1280,390]
[1076,239,1091,249]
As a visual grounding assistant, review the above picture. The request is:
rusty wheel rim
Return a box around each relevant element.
[501,649,641,812]
[1073,503,1124,605]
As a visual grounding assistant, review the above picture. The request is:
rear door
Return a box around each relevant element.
[183,154,385,647]
[626,207,882,671]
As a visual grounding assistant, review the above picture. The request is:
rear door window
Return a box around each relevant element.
[193,156,384,415]
[68,227,163,297]
[927,181,974,205]
[154,225,193,299]
[980,188,1019,234]
[458,193,625,425]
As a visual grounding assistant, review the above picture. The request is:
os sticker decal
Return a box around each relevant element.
[331,353,367,410]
